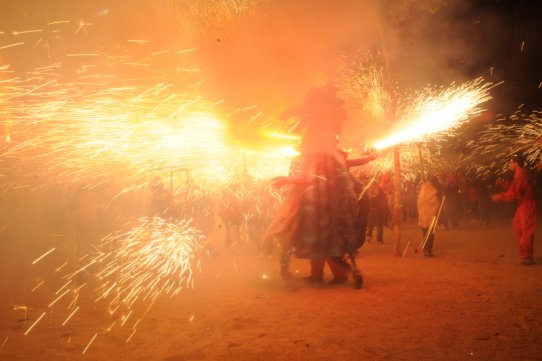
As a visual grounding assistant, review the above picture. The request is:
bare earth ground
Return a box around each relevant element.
[1,198,542,361]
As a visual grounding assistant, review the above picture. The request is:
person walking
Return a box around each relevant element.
[265,83,357,285]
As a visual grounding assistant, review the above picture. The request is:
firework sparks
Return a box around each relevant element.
[4,1,294,356]
[0,58,295,198]
[31,281,45,292]
[0,336,7,351]
[22,217,206,351]
[0,42,25,50]
[92,217,206,302]
[31,247,56,264]
[11,215,213,352]
[82,333,98,354]
[361,142,451,181]
[339,59,392,122]
[338,56,489,179]
[61,306,79,326]
[23,311,46,336]
[0,8,296,198]
[463,110,542,178]
[374,78,496,150]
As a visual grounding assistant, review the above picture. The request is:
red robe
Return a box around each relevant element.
[499,167,538,260]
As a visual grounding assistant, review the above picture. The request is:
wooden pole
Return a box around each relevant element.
[378,18,402,256]
[393,146,402,256]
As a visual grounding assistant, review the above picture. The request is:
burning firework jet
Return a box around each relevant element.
[463,110,542,178]
[1,82,220,191]
[338,57,479,179]
[25,217,206,350]
[0,8,296,196]
[373,77,496,150]
[0,55,295,198]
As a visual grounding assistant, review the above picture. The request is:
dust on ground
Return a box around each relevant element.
[1,216,542,361]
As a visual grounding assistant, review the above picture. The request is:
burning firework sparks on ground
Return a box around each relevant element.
[24,217,206,352]
[91,217,205,308]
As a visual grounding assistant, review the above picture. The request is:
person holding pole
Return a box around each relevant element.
[417,177,442,257]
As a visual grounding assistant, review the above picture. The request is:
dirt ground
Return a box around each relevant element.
[1,193,542,361]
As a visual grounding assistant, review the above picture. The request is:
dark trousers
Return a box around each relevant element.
[367,208,385,242]
[422,227,434,255]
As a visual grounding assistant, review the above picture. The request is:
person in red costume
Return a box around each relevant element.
[491,154,538,265]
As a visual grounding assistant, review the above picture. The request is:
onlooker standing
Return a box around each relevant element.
[366,182,387,243]
[417,178,440,257]
[465,179,479,221]
[445,171,462,228]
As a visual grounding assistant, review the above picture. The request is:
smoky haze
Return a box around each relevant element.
[0,1,510,111]
[1,0,537,147]
[194,0,381,109]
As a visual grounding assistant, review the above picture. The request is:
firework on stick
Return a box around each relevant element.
[374,77,496,151]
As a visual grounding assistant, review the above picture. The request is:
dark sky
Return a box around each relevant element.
[446,0,542,114]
